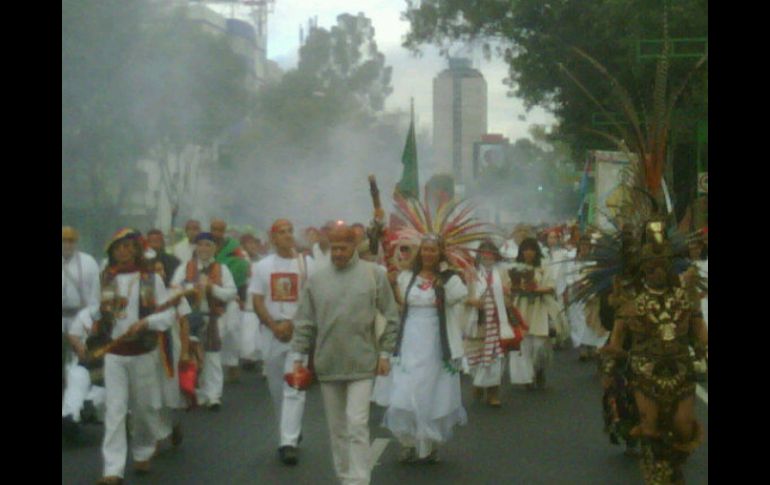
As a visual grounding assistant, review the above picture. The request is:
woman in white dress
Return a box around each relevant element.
[383,235,473,463]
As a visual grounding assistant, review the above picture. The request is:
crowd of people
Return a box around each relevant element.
[62,209,708,485]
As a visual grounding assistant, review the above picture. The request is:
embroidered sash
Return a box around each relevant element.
[184,260,226,351]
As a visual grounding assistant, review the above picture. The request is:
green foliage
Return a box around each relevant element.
[403,0,708,162]
[233,12,394,158]
[214,11,405,228]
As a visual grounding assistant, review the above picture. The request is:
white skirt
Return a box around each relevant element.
[383,307,466,456]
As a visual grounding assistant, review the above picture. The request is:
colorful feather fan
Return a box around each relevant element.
[392,193,495,275]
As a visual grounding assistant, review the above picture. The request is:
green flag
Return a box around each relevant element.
[396,108,419,199]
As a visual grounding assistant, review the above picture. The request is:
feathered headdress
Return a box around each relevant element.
[392,193,494,274]
[567,198,707,306]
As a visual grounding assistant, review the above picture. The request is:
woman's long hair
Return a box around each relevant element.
[410,237,448,275]
[475,239,502,268]
[516,237,543,268]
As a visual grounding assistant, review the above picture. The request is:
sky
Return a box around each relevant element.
[262,0,557,144]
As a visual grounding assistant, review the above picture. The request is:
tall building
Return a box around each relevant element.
[432,57,487,189]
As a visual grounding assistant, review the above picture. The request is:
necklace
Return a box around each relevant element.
[418,272,435,290]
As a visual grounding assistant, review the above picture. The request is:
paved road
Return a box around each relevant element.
[62,348,708,484]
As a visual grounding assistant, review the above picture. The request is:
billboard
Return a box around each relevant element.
[473,142,506,179]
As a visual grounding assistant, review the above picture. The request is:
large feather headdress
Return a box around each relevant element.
[567,186,708,307]
[392,193,494,274]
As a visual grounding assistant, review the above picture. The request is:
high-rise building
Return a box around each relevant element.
[432,58,487,188]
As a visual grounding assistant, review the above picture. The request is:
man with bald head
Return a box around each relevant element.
[292,224,399,484]
[250,218,314,465]
[210,219,251,383]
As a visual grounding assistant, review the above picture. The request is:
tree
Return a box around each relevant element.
[402,0,707,162]
[236,12,394,156]
[63,0,150,251]
[214,11,402,227]
[126,7,250,227]
[62,0,250,249]
[300,13,393,117]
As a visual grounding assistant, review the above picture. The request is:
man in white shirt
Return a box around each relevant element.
[172,219,201,264]
[62,226,102,439]
[96,229,175,484]
[500,224,534,261]
[311,221,334,266]
[62,226,101,335]
[250,219,313,465]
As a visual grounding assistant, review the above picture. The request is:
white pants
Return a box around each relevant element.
[320,379,374,485]
[520,335,551,376]
[240,311,262,361]
[221,302,242,367]
[102,352,162,478]
[264,344,306,447]
[197,351,223,406]
[62,363,106,422]
[155,407,181,442]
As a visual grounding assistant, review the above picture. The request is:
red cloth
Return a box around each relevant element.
[179,361,198,407]
[284,366,313,390]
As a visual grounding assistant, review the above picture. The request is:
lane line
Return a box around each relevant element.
[696,384,708,405]
[370,438,390,467]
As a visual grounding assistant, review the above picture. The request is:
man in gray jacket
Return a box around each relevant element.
[291,224,399,485]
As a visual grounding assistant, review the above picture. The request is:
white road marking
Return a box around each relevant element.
[370,438,390,467]
[696,384,708,405]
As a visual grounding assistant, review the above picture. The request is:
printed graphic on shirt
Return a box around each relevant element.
[270,273,298,302]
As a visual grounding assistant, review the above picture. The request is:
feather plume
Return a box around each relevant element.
[392,193,492,274]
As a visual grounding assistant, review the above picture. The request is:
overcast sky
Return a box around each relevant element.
[262,0,556,144]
